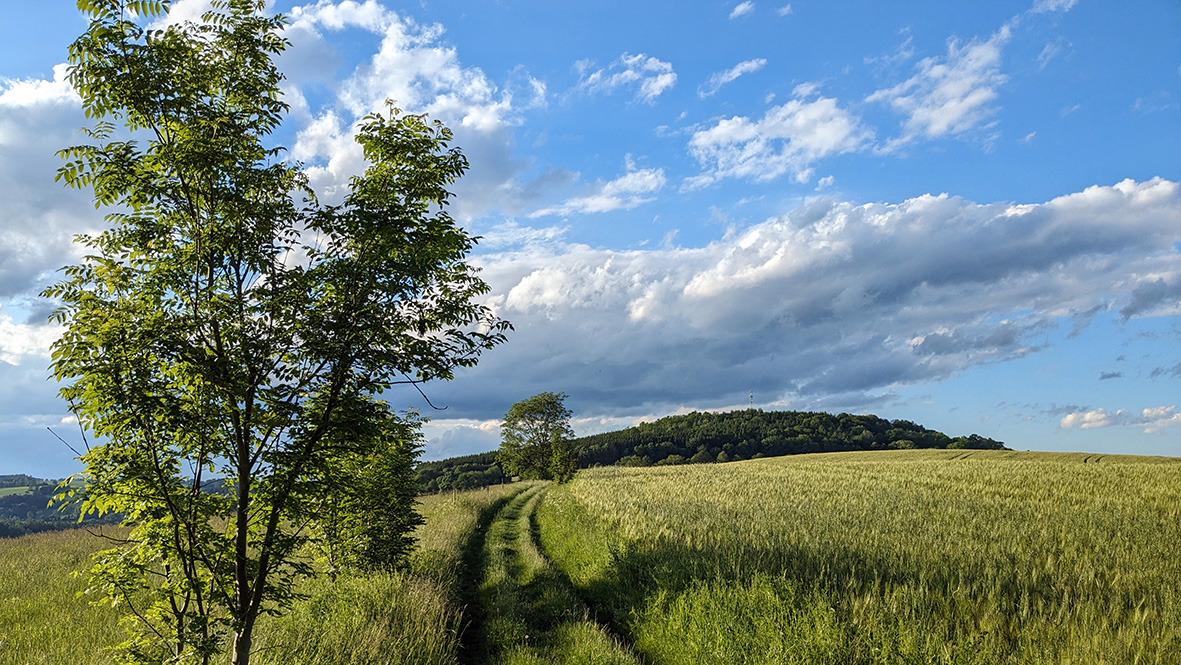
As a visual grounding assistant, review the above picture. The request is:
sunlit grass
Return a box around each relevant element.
[474,484,640,665]
[253,482,527,664]
[538,449,1181,664]
[0,527,125,664]
[0,483,528,665]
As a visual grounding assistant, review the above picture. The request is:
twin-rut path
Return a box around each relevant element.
[462,484,640,665]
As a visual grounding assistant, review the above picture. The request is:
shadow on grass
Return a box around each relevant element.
[539,497,1176,665]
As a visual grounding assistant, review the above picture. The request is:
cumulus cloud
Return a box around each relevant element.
[282,0,549,218]
[698,58,768,98]
[868,25,1011,150]
[1060,406,1181,433]
[1119,277,1181,320]
[685,83,871,187]
[777,5,793,17]
[574,53,677,104]
[0,65,94,300]
[0,307,59,366]
[1059,408,1121,430]
[530,160,667,218]
[419,418,501,460]
[730,2,756,19]
[421,179,1181,430]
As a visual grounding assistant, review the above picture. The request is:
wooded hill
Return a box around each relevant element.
[417,409,1005,492]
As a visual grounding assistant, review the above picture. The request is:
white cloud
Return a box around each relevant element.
[868,25,1011,150]
[147,0,215,28]
[1141,407,1181,433]
[280,0,557,219]
[575,53,677,103]
[415,178,1181,432]
[420,418,501,459]
[0,68,93,300]
[698,58,768,98]
[1036,38,1069,71]
[0,307,59,366]
[530,161,667,217]
[777,5,793,17]
[1060,406,1181,433]
[1032,0,1078,13]
[476,220,569,250]
[686,84,871,187]
[730,2,756,19]
[0,64,76,109]
[288,2,513,131]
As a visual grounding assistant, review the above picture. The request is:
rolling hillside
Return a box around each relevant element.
[418,408,1004,491]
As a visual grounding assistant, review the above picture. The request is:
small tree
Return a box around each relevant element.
[314,409,426,574]
[497,392,577,482]
[46,1,508,663]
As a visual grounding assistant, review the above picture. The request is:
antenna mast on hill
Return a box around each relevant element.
[750,390,753,408]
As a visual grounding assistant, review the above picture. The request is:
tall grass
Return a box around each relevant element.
[253,482,527,664]
[538,449,1181,664]
[1,483,526,665]
[0,527,125,664]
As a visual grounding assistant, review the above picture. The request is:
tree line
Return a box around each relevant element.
[417,409,1005,492]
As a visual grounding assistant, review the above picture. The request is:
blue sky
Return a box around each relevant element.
[1,0,1179,476]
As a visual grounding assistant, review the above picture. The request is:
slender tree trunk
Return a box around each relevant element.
[231,626,253,665]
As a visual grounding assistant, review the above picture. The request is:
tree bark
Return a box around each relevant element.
[231,626,253,665]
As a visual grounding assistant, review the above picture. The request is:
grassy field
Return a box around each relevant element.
[5,450,1180,664]
[0,483,527,665]
[0,486,32,497]
[252,482,529,665]
[538,449,1181,664]
[0,526,126,664]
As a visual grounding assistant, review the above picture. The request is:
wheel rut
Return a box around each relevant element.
[464,483,641,665]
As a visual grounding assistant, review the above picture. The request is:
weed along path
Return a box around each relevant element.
[467,483,641,665]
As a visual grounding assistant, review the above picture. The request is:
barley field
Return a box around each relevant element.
[538,449,1181,664]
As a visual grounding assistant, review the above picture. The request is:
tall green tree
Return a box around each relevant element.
[497,392,577,482]
[45,1,509,663]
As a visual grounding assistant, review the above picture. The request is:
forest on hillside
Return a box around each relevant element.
[417,409,1005,492]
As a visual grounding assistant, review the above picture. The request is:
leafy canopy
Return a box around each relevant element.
[497,392,577,482]
[45,0,509,663]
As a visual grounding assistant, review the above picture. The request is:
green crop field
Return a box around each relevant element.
[0,486,32,497]
[538,449,1181,664]
[4,450,1180,664]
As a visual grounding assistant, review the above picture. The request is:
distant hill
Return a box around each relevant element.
[0,475,121,538]
[0,474,45,488]
[417,409,1005,492]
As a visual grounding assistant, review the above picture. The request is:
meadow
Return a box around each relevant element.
[538,449,1181,664]
[0,483,526,665]
[4,449,1179,664]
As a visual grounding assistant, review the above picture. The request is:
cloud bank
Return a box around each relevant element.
[428,179,1181,429]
